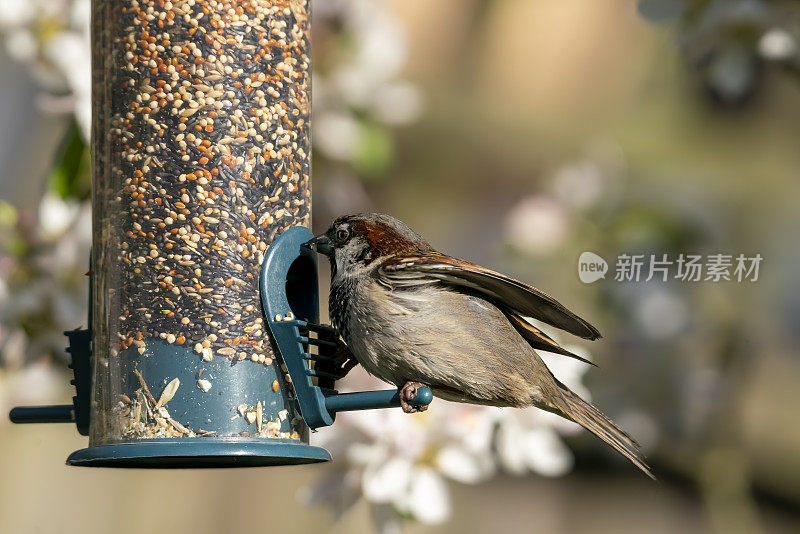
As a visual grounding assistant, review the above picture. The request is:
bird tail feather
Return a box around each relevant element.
[553,382,655,479]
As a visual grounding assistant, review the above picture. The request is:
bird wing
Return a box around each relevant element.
[379,253,601,340]
[503,309,596,366]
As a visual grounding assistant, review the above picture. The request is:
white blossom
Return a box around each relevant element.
[313,0,422,162]
[396,467,451,524]
[759,28,797,60]
[505,196,570,255]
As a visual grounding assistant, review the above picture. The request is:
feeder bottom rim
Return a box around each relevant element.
[66,437,331,468]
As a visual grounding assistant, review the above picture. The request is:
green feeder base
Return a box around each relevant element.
[66,437,331,468]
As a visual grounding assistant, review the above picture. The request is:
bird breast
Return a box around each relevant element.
[332,274,546,406]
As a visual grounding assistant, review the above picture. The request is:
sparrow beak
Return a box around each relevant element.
[303,234,333,256]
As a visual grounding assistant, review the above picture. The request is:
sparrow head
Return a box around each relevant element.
[305,213,432,272]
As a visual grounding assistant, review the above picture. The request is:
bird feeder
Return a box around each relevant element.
[9,0,430,467]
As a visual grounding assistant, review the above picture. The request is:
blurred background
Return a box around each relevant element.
[1,0,800,532]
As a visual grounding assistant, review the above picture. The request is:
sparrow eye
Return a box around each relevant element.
[336,228,349,241]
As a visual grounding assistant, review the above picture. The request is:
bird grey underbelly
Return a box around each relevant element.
[338,278,540,405]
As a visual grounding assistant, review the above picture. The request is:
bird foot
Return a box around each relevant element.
[399,381,429,413]
[332,340,359,379]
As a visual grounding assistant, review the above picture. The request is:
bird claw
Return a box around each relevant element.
[332,340,358,378]
[399,381,429,413]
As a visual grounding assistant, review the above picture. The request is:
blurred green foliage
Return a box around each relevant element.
[49,122,90,201]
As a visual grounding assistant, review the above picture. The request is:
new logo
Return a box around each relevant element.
[578,252,608,284]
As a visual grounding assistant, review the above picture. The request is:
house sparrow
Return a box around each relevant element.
[305,213,652,478]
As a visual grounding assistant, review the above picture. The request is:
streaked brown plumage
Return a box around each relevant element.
[306,213,653,478]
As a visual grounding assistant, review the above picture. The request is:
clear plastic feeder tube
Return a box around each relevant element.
[90,0,311,445]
